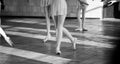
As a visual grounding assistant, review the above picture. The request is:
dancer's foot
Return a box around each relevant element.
[5,37,13,46]
[43,34,51,43]
[72,38,77,50]
[75,28,88,32]
[56,50,61,55]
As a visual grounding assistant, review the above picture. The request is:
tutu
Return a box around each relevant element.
[41,0,52,7]
[51,0,67,16]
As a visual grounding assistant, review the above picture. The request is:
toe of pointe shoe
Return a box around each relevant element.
[75,29,84,32]
[56,52,61,55]
[75,28,88,32]
[75,28,81,31]
[83,28,88,31]
[43,39,48,43]
[9,39,13,46]
[7,37,14,46]
[56,51,61,55]
[43,37,49,43]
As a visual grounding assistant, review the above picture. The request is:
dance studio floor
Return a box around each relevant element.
[0,17,120,64]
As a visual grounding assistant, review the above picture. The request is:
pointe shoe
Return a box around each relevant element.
[75,28,88,32]
[56,50,61,55]
[72,38,77,50]
[5,37,13,46]
[43,34,51,43]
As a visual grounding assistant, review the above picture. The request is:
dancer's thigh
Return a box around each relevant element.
[57,15,66,27]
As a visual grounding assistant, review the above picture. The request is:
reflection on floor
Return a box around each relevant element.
[0,18,120,64]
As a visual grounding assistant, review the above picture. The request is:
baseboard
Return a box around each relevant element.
[1,15,100,19]
[101,18,120,22]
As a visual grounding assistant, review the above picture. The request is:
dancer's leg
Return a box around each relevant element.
[75,6,82,30]
[76,5,88,32]
[56,15,77,54]
[51,15,56,29]
[81,6,87,31]
[0,27,8,39]
[0,2,13,46]
[56,15,65,54]
[43,6,51,42]
[44,5,57,42]
[62,14,77,49]
[0,27,13,46]
[63,27,77,49]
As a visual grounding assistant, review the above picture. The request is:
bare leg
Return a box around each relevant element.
[0,27,13,46]
[56,15,77,54]
[51,15,56,29]
[55,15,64,54]
[75,5,88,32]
[43,5,57,43]
[75,7,82,31]
[81,6,87,31]
[63,27,77,49]
[43,6,51,43]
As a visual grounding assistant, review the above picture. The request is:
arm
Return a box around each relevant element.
[103,0,118,8]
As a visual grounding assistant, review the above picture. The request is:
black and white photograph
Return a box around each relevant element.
[0,0,120,64]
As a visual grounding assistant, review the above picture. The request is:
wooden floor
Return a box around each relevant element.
[0,18,120,64]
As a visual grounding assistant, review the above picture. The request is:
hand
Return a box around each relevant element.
[107,0,117,6]
[78,0,89,5]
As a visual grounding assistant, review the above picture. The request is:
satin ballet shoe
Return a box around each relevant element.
[75,28,88,32]
[5,37,13,46]
[43,34,51,43]
[56,50,61,55]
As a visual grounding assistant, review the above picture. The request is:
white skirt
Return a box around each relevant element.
[51,0,67,16]
[41,0,52,7]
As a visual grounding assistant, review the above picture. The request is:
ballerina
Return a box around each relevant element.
[51,0,77,54]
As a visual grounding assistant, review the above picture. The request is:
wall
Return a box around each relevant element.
[1,0,44,16]
[103,0,120,19]
[1,0,103,18]
[1,0,78,17]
